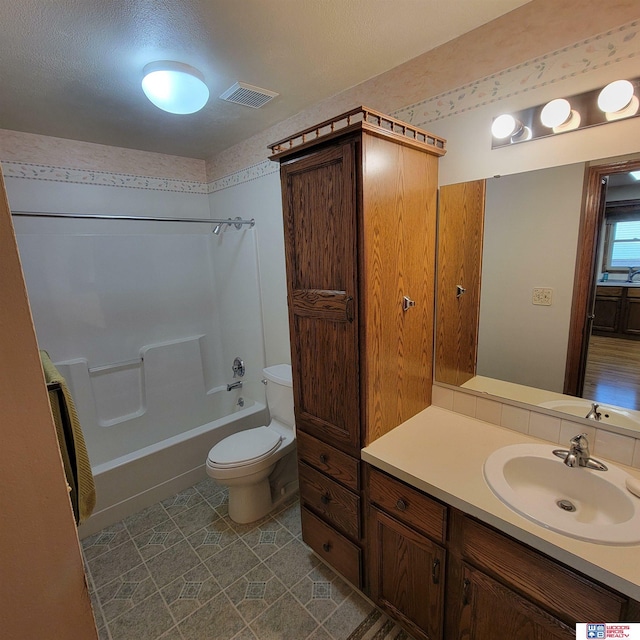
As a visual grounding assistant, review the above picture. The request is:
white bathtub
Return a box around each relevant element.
[79,398,268,538]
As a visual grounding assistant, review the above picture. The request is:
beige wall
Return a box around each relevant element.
[0,167,97,639]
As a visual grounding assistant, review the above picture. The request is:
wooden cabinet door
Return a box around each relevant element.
[360,134,439,443]
[369,507,445,640]
[435,181,486,386]
[456,564,573,640]
[593,294,622,333]
[280,141,361,455]
[623,291,640,336]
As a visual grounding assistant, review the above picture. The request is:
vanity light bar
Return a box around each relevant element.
[491,77,640,148]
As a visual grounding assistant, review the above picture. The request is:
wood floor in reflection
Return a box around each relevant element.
[583,335,640,410]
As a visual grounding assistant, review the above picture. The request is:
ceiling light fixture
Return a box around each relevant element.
[141,61,210,115]
[491,77,640,149]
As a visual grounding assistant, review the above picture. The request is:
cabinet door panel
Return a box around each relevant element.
[623,296,640,335]
[436,180,485,386]
[281,142,360,455]
[457,564,573,640]
[361,135,438,443]
[370,507,444,640]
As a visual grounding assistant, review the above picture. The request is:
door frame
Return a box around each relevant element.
[564,157,640,396]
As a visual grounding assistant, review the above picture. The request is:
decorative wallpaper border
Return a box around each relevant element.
[1,161,208,194]
[207,160,279,194]
[0,159,280,195]
[393,20,640,127]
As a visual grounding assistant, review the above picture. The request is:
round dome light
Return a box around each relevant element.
[141,61,209,115]
[598,80,634,114]
[491,114,518,139]
[540,98,572,128]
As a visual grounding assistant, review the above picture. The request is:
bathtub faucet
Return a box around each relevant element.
[227,380,243,391]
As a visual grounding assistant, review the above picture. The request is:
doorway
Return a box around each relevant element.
[565,157,640,409]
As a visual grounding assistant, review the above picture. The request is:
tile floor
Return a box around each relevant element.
[82,479,377,640]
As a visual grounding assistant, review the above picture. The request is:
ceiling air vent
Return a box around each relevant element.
[219,82,278,109]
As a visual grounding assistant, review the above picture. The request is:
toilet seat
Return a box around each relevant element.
[207,426,282,468]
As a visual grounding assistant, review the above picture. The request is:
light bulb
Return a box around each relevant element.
[598,80,634,114]
[540,99,572,128]
[491,114,518,139]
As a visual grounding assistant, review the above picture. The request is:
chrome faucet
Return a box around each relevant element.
[585,402,601,421]
[564,434,591,467]
[627,267,640,282]
[553,433,608,471]
[226,380,243,391]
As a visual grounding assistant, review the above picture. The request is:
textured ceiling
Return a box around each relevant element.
[0,0,531,160]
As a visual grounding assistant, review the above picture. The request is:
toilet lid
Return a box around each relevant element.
[208,427,282,467]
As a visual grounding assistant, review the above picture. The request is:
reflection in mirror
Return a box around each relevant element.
[436,157,640,434]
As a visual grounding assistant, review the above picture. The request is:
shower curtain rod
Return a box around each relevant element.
[11,210,256,229]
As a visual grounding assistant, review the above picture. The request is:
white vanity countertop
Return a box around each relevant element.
[361,406,640,600]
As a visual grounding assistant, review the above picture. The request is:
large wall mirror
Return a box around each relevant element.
[435,155,640,434]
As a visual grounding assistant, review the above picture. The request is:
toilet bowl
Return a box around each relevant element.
[205,364,297,523]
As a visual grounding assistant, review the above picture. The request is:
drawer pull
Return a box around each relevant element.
[322,542,332,552]
[432,558,441,584]
[396,498,407,512]
[319,454,328,464]
[320,493,332,505]
[462,578,471,606]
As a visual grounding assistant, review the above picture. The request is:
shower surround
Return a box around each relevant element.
[4,154,272,536]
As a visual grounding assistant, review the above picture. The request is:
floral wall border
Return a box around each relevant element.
[1,161,208,194]
[393,20,639,127]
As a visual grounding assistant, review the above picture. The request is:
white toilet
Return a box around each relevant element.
[205,364,297,523]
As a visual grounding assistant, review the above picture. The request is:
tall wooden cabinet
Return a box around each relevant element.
[269,107,446,587]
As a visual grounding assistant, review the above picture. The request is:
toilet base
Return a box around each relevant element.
[224,450,299,524]
[227,478,274,524]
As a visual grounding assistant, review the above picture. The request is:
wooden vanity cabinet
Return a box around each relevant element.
[368,468,447,640]
[364,465,638,640]
[269,108,445,588]
[593,285,640,338]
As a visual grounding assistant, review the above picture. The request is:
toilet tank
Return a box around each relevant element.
[263,364,294,428]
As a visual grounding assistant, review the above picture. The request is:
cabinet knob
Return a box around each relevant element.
[320,493,331,505]
[396,498,407,512]
[322,542,332,552]
[319,454,328,464]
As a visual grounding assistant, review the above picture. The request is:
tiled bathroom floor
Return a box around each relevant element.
[82,479,392,640]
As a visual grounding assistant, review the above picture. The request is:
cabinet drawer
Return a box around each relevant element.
[297,431,360,491]
[299,463,360,539]
[369,468,447,543]
[627,287,640,298]
[301,507,362,588]
[596,286,623,296]
[459,516,626,623]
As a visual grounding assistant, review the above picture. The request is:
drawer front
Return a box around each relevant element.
[460,516,626,623]
[369,467,447,543]
[301,507,362,588]
[299,463,360,539]
[596,286,624,296]
[297,431,360,491]
[627,287,640,298]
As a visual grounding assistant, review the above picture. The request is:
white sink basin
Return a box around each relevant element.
[484,444,640,544]
[538,399,640,430]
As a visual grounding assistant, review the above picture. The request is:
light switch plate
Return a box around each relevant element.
[532,287,553,306]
